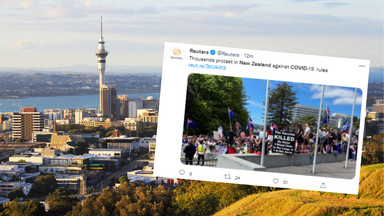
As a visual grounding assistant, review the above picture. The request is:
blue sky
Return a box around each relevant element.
[243,78,362,125]
[0,0,382,70]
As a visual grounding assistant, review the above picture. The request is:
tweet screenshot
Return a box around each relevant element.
[154,42,370,194]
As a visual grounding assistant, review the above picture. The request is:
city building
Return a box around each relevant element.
[89,149,124,158]
[48,154,92,167]
[56,119,73,125]
[118,95,129,119]
[128,99,143,118]
[55,174,82,189]
[39,165,82,174]
[44,109,63,121]
[137,109,158,124]
[63,109,75,120]
[80,118,111,128]
[49,133,78,152]
[373,103,384,113]
[41,148,59,158]
[143,96,159,111]
[75,109,90,124]
[32,131,53,143]
[367,112,378,121]
[290,104,323,122]
[122,118,138,131]
[0,165,22,180]
[104,137,140,152]
[12,107,44,141]
[127,164,176,186]
[139,137,156,148]
[8,155,44,166]
[0,182,32,197]
[101,85,117,119]
[2,119,12,131]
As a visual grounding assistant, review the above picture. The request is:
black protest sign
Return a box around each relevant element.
[272,130,296,155]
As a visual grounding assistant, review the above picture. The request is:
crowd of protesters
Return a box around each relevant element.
[182,122,359,166]
[292,122,358,160]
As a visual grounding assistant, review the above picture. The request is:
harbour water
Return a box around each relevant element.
[0,93,160,113]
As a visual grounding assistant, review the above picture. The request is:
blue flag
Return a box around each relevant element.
[341,119,350,133]
[187,119,197,128]
[323,106,330,124]
[228,107,235,119]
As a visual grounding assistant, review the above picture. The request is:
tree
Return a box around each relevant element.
[29,174,57,197]
[365,120,380,137]
[119,176,128,184]
[362,133,384,165]
[74,141,89,155]
[115,185,174,216]
[109,176,117,187]
[266,82,298,129]
[296,115,317,129]
[0,199,47,216]
[46,189,79,216]
[7,187,25,201]
[184,74,249,135]
[105,131,114,137]
[21,200,47,216]
[353,116,360,131]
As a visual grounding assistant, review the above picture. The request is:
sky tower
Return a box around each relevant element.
[96,8,108,114]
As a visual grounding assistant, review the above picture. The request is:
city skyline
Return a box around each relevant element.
[0,0,382,70]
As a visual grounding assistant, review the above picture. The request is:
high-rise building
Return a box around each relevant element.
[128,99,143,118]
[101,85,117,120]
[290,104,322,122]
[96,8,109,115]
[143,96,159,111]
[75,109,90,124]
[118,95,129,119]
[12,107,44,141]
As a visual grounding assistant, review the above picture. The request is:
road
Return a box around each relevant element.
[94,154,147,192]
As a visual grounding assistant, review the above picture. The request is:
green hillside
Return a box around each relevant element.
[214,164,384,216]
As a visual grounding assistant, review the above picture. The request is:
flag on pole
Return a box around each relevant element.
[246,118,254,131]
[235,121,242,135]
[228,107,235,119]
[341,119,350,133]
[323,106,330,124]
[187,119,197,128]
[218,124,223,138]
[270,123,278,134]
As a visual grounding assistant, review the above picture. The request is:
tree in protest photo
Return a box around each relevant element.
[184,74,249,135]
[267,82,298,129]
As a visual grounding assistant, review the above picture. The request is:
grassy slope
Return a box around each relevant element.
[214,164,384,216]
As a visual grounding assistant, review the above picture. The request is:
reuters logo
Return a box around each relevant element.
[173,48,181,56]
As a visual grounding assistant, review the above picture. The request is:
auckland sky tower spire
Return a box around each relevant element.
[96,7,108,114]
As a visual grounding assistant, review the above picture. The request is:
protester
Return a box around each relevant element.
[319,128,327,154]
[196,140,207,165]
[183,140,196,165]
[207,137,216,153]
[295,123,304,153]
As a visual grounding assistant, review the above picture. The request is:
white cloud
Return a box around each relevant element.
[310,85,362,105]
[247,100,265,109]
[323,2,347,8]
[11,39,75,50]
